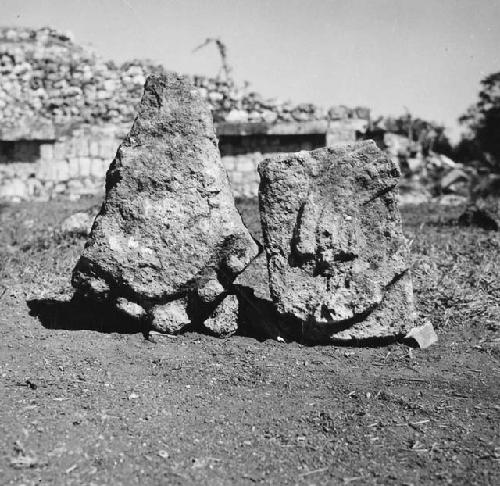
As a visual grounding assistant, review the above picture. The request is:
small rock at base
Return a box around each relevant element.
[150,299,190,334]
[405,321,438,349]
[60,212,95,235]
[115,297,146,320]
[197,278,225,304]
[203,294,239,337]
[76,276,109,301]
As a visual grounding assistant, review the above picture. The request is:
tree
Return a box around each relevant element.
[459,72,500,172]
[192,38,233,85]
[453,137,486,167]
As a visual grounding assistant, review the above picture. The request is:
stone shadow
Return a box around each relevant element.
[234,285,404,347]
[27,291,406,347]
[234,285,284,342]
[27,295,148,335]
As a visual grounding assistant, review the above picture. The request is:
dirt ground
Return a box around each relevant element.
[0,197,499,485]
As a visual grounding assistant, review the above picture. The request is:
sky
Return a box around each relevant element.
[2,0,500,141]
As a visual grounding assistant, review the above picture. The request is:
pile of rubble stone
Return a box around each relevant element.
[0,27,163,130]
[383,132,480,205]
[0,26,370,134]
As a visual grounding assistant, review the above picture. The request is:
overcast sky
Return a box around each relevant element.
[2,0,500,140]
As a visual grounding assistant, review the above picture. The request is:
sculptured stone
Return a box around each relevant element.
[258,141,415,342]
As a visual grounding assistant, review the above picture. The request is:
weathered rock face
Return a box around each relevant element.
[203,294,239,337]
[258,141,415,342]
[72,73,259,333]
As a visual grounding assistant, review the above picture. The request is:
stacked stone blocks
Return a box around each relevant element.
[0,124,125,200]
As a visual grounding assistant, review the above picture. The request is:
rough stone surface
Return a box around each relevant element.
[197,278,226,305]
[150,299,191,334]
[115,297,146,320]
[234,253,271,303]
[258,141,415,342]
[203,294,239,337]
[72,73,259,332]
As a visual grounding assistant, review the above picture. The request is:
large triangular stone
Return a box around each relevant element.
[72,73,259,333]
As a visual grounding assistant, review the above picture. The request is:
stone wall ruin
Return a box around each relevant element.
[0,26,371,201]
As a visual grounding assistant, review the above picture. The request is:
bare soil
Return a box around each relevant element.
[0,197,499,485]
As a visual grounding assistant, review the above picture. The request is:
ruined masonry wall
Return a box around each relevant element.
[0,26,370,133]
[0,26,366,201]
[0,125,119,200]
[0,125,266,200]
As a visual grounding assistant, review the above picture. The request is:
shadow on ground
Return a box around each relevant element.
[27,289,407,347]
[235,285,406,348]
[27,295,148,334]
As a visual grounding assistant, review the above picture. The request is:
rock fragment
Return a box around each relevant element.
[72,73,259,332]
[203,294,239,337]
[60,211,95,236]
[233,253,286,340]
[115,297,146,320]
[405,320,438,349]
[150,299,191,334]
[258,141,415,342]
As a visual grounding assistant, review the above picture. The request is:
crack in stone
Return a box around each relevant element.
[362,183,397,205]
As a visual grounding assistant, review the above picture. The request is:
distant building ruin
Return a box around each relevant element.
[0,27,371,201]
